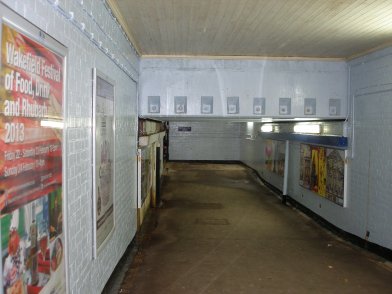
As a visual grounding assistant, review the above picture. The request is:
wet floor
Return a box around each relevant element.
[111,163,392,293]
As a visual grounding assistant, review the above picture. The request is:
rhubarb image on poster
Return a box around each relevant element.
[299,144,345,206]
[309,146,326,196]
[93,70,114,256]
[0,23,66,293]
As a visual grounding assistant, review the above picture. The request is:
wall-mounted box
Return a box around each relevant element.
[174,96,187,114]
[279,98,291,115]
[304,98,316,115]
[329,98,341,116]
[148,96,160,113]
[253,97,266,115]
[227,96,239,114]
[201,96,213,114]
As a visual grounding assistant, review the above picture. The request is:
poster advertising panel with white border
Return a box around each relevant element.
[92,69,115,258]
[264,140,285,176]
[0,10,66,294]
[299,144,346,207]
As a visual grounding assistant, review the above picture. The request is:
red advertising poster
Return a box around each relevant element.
[1,23,65,293]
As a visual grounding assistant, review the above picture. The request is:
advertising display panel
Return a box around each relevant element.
[92,69,115,258]
[299,144,345,206]
[264,140,285,176]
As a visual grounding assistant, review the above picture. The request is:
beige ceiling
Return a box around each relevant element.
[111,0,392,59]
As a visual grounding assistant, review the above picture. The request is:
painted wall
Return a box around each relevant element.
[169,121,241,161]
[239,44,392,250]
[140,58,348,119]
[2,1,139,293]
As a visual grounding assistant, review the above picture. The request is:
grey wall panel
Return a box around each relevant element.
[169,121,241,161]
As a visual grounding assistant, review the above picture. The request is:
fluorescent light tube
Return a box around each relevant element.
[261,124,273,132]
[293,124,320,134]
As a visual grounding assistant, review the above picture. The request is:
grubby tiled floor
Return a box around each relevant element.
[110,162,392,293]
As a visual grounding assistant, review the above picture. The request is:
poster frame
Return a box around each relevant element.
[264,139,285,177]
[92,68,116,259]
[299,143,347,207]
[0,3,68,293]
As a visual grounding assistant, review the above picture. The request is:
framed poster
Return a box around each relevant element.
[92,69,115,258]
[264,140,285,176]
[140,147,151,206]
[299,144,346,207]
[0,5,67,294]
[264,140,276,172]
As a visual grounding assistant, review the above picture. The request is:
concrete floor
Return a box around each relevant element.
[116,163,392,293]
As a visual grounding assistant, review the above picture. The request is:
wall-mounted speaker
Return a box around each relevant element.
[174,96,187,114]
[279,98,291,115]
[253,97,265,115]
[227,96,239,114]
[304,98,316,115]
[329,98,341,116]
[201,96,213,114]
[148,96,160,113]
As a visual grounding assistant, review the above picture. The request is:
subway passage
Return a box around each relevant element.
[113,162,392,294]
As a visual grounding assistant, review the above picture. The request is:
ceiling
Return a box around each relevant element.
[110,0,392,59]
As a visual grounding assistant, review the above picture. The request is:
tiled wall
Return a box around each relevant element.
[169,121,241,161]
[2,1,139,292]
[140,58,347,119]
